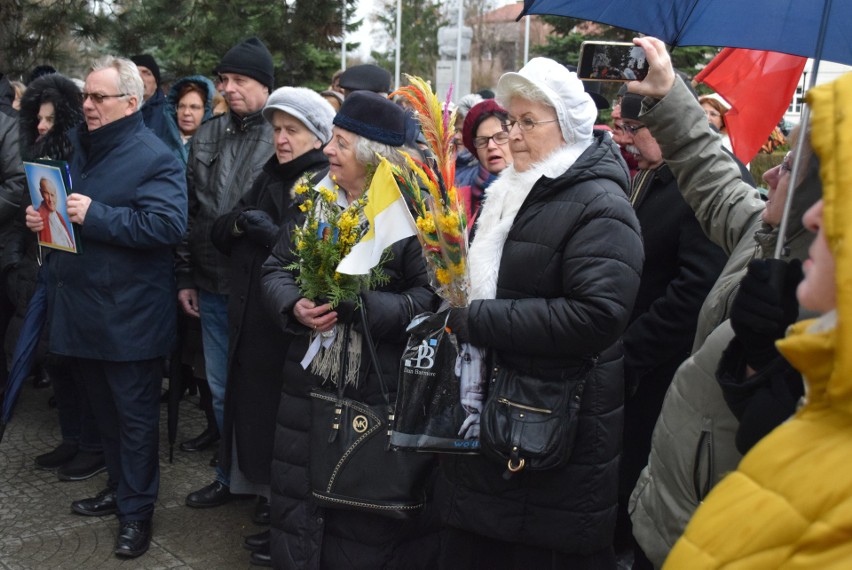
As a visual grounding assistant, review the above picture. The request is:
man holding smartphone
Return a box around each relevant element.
[614,87,728,565]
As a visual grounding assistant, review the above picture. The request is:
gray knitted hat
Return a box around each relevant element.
[262,87,336,144]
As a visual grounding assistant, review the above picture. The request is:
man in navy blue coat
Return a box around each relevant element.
[25,56,187,559]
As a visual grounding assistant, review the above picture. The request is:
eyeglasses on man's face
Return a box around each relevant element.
[473,131,510,148]
[779,152,794,174]
[619,123,647,136]
[502,117,559,133]
[82,92,128,105]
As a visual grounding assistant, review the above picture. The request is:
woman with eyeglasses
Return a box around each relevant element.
[162,76,217,166]
[437,58,644,569]
[458,100,513,229]
[159,76,218,451]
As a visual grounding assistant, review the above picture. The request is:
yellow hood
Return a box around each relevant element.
[776,72,852,416]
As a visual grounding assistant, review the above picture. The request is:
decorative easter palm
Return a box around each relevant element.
[286,176,389,307]
[389,75,470,307]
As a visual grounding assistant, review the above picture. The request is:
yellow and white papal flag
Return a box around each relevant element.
[336,158,416,275]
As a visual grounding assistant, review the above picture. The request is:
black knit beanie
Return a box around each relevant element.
[130,55,161,86]
[621,93,643,121]
[214,37,274,92]
[333,91,406,147]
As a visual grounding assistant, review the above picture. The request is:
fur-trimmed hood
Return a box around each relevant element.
[18,73,83,161]
[0,75,16,117]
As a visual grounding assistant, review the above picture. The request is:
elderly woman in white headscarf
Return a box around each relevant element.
[437,58,645,569]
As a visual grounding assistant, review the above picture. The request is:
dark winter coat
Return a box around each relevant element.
[0,75,25,363]
[619,164,727,496]
[140,88,169,142]
[437,132,645,555]
[0,75,25,258]
[3,73,82,359]
[175,110,274,295]
[261,226,441,570]
[43,112,187,361]
[162,75,217,166]
[210,149,328,484]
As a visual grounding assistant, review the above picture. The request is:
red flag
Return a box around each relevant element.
[695,48,806,165]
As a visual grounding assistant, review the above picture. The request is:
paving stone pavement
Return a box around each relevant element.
[0,381,263,569]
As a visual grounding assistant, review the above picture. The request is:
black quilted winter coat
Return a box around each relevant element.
[437,132,645,555]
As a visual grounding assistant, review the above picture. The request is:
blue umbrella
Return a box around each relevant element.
[0,281,47,443]
[520,0,843,257]
[521,0,851,66]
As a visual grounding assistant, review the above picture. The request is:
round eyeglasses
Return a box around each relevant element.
[502,117,559,133]
[473,131,510,148]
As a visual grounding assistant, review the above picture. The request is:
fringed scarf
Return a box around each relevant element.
[308,325,363,388]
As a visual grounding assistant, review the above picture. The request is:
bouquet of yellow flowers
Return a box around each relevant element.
[389,76,470,308]
[286,175,389,307]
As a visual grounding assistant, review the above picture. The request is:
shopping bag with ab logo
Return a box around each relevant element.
[391,311,484,453]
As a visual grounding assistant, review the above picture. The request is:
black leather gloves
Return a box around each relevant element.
[446,307,471,344]
[730,258,803,371]
[333,299,359,325]
[237,209,278,247]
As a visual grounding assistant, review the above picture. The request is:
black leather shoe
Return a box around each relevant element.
[179,427,220,452]
[244,529,270,552]
[57,451,106,481]
[114,519,152,558]
[71,488,118,517]
[253,496,270,525]
[185,480,231,508]
[35,442,78,470]
[249,544,272,567]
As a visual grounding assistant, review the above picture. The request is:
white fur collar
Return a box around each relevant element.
[469,143,588,300]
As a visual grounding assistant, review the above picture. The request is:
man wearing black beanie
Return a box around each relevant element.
[130,54,168,141]
[175,37,275,512]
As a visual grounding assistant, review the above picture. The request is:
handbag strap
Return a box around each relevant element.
[358,293,393,412]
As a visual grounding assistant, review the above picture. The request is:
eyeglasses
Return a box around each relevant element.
[779,152,794,174]
[473,131,510,148]
[82,92,128,104]
[178,103,204,112]
[620,123,647,135]
[502,117,559,133]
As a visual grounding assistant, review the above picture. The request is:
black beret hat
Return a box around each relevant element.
[338,64,392,94]
[333,91,407,146]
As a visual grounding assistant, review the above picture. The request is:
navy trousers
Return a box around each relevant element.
[75,357,162,521]
[50,355,102,452]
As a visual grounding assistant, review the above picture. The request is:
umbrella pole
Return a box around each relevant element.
[774,0,833,259]
[0,421,6,444]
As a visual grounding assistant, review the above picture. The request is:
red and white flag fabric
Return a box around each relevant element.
[695,48,806,164]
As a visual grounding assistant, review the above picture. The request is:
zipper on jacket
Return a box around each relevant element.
[692,418,715,502]
[497,398,553,414]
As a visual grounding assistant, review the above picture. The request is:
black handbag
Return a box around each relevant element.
[309,299,434,519]
[480,357,596,477]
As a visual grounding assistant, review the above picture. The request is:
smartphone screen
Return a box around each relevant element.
[577,42,649,82]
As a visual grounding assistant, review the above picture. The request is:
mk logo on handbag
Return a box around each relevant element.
[352,415,369,433]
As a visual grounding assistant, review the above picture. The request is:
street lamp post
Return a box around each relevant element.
[455,0,463,97]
